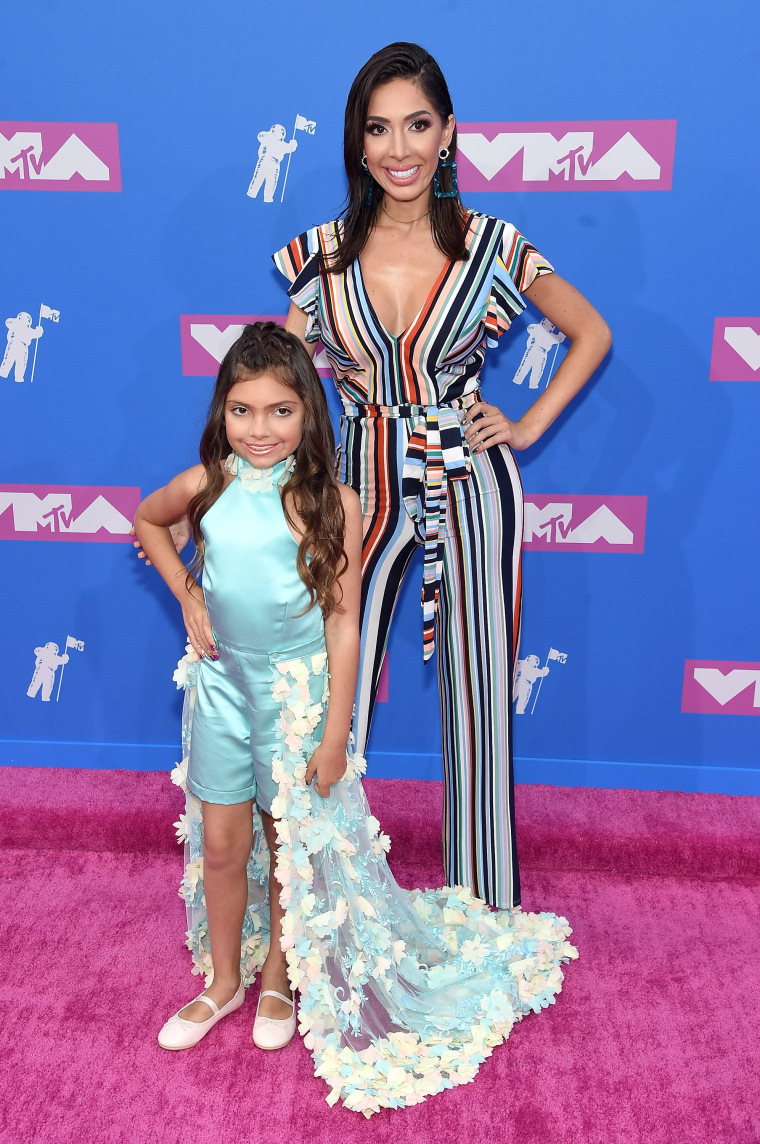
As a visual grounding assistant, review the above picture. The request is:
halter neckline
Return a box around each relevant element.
[224,452,295,493]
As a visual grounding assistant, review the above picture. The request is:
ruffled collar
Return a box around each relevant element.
[224,452,295,494]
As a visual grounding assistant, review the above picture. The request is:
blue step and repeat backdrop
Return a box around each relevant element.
[1,1,758,794]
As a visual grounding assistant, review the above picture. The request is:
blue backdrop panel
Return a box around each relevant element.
[1,0,758,794]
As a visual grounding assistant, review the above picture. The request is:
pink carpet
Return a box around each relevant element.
[2,767,759,1144]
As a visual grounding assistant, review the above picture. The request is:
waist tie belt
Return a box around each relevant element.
[343,390,481,662]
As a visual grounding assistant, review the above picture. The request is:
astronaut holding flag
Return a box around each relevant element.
[1,303,60,384]
[1,312,43,383]
[513,647,568,714]
[26,635,83,703]
[246,113,316,204]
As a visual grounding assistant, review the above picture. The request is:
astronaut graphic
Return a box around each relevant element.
[246,114,316,204]
[247,125,298,203]
[1,313,43,383]
[27,643,68,702]
[513,655,550,714]
[26,635,84,702]
[512,318,566,390]
[513,647,568,714]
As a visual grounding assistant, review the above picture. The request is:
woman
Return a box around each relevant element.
[274,42,611,910]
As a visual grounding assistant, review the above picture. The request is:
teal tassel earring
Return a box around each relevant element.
[433,147,458,199]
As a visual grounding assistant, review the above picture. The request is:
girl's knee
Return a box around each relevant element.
[203,833,250,872]
[202,805,253,870]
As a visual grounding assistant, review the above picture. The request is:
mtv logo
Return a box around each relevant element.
[0,485,140,542]
[682,660,760,716]
[709,318,760,382]
[522,495,647,552]
[0,122,121,192]
[180,315,331,378]
[457,120,676,193]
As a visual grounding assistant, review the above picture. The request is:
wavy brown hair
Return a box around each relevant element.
[187,322,347,617]
[329,41,469,275]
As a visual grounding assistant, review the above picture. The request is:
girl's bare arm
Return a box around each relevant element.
[133,466,217,657]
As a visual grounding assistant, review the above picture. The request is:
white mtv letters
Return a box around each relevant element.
[512,319,566,390]
[457,130,661,183]
[246,114,316,204]
[190,323,246,363]
[27,635,84,702]
[693,668,760,707]
[0,491,132,535]
[523,503,634,546]
[0,132,109,182]
[513,648,568,714]
[190,323,330,371]
[723,327,760,371]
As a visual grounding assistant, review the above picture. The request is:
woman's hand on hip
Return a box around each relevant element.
[180,591,217,659]
[305,742,347,798]
[464,402,534,453]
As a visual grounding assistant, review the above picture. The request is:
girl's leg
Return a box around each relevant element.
[437,444,523,909]
[179,800,253,1021]
[257,809,295,1019]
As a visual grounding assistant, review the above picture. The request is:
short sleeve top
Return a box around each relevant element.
[272,211,552,409]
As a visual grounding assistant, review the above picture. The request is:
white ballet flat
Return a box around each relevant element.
[252,989,296,1051]
[157,978,246,1050]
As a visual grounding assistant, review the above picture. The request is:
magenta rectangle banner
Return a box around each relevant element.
[0,122,121,191]
[180,314,331,377]
[523,494,647,552]
[180,315,284,376]
[682,661,760,715]
[0,485,140,542]
[709,318,760,381]
[456,120,676,192]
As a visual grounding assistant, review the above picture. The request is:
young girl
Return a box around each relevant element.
[135,322,363,1051]
[136,322,578,1116]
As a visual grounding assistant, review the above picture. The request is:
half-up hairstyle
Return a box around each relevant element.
[187,322,347,617]
[330,41,469,275]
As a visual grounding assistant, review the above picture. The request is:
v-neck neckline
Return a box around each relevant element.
[355,212,475,343]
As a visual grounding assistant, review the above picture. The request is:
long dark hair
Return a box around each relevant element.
[330,41,469,275]
[187,322,347,617]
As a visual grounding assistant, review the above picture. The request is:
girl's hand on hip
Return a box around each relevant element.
[180,592,217,659]
[130,517,192,566]
[464,402,534,453]
[305,743,347,798]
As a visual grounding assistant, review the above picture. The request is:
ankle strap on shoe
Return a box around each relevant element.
[195,994,220,1015]
[260,990,294,1008]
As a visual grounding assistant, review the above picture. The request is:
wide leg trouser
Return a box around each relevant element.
[340,415,523,909]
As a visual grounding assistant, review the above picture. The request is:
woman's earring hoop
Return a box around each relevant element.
[434,146,458,199]
[361,154,369,170]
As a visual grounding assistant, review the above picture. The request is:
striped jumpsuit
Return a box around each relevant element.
[274,212,553,908]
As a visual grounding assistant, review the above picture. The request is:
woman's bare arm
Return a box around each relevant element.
[464,273,611,453]
[284,301,318,358]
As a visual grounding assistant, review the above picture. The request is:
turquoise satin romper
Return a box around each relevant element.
[186,454,326,813]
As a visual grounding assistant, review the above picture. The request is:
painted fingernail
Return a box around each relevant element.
[211,655,219,661]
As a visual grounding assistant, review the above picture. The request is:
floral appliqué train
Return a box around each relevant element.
[171,647,578,1117]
